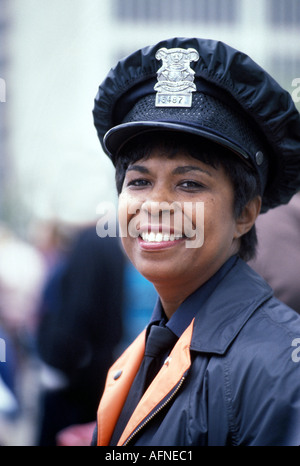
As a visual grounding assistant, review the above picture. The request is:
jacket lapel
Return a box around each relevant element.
[97,330,146,446]
[190,259,273,354]
[117,319,194,445]
[97,319,194,446]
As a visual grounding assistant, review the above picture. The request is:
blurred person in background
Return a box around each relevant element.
[36,224,156,446]
[0,225,47,348]
[249,191,300,314]
[0,225,47,445]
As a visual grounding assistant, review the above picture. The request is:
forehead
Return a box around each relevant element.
[122,132,221,168]
[128,148,210,168]
[126,148,232,183]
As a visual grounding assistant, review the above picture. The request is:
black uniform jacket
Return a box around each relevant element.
[96,258,300,446]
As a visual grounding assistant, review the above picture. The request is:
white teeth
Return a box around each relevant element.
[155,233,163,242]
[141,232,183,242]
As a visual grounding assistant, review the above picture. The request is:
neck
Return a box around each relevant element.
[152,254,237,319]
[153,278,204,319]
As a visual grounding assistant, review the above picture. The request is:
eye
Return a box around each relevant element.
[126,178,151,188]
[178,180,204,190]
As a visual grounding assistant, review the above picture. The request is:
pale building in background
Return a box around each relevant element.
[2,0,300,228]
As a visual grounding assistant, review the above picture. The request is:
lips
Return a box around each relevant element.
[137,225,187,251]
[139,223,186,242]
[140,232,184,242]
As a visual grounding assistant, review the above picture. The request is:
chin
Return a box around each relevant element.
[137,263,185,286]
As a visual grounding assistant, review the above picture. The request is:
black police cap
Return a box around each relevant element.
[93,37,300,212]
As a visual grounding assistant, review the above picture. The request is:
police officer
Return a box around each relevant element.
[92,37,300,446]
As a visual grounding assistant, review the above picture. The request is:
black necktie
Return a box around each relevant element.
[141,324,178,391]
[109,324,177,445]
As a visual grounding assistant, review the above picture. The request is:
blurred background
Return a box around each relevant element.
[0,0,299,446]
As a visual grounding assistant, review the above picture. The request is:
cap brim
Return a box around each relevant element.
[104,120,251,165]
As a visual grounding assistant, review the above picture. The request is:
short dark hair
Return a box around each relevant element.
[115,132,261,261]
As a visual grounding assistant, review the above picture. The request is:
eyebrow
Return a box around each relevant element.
[126,164,212,177]
[126,165,149,174]
[172,165,212,177]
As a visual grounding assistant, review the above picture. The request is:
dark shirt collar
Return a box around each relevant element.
[149,255,238,338]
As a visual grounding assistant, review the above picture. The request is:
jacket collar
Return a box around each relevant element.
[190,258,273,354]
[150,255,238,338]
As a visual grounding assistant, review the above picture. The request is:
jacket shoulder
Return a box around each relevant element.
[223,297,300,445]
[238,295,300,353]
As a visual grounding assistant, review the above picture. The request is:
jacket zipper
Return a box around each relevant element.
[122,375,187,446]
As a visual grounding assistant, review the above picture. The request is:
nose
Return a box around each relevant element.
[141,186,179,217]
[141,192,183,232]
[142,200,171,217]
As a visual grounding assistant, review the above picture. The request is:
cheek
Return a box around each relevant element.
[118,198,135,257]
[118,194,130,238]
[203,197,236,237]
[120,235,132,258]
[118,193,145,239]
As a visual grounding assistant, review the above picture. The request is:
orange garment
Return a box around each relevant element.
[97,320,194,446]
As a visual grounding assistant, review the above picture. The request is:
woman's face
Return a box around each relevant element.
[118,147,242,299]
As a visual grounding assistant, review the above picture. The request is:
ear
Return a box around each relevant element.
[234,195,262,239]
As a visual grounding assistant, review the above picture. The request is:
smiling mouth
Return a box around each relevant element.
[140,232,185,242]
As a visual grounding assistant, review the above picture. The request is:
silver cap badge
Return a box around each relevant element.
[154,47,199,108]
